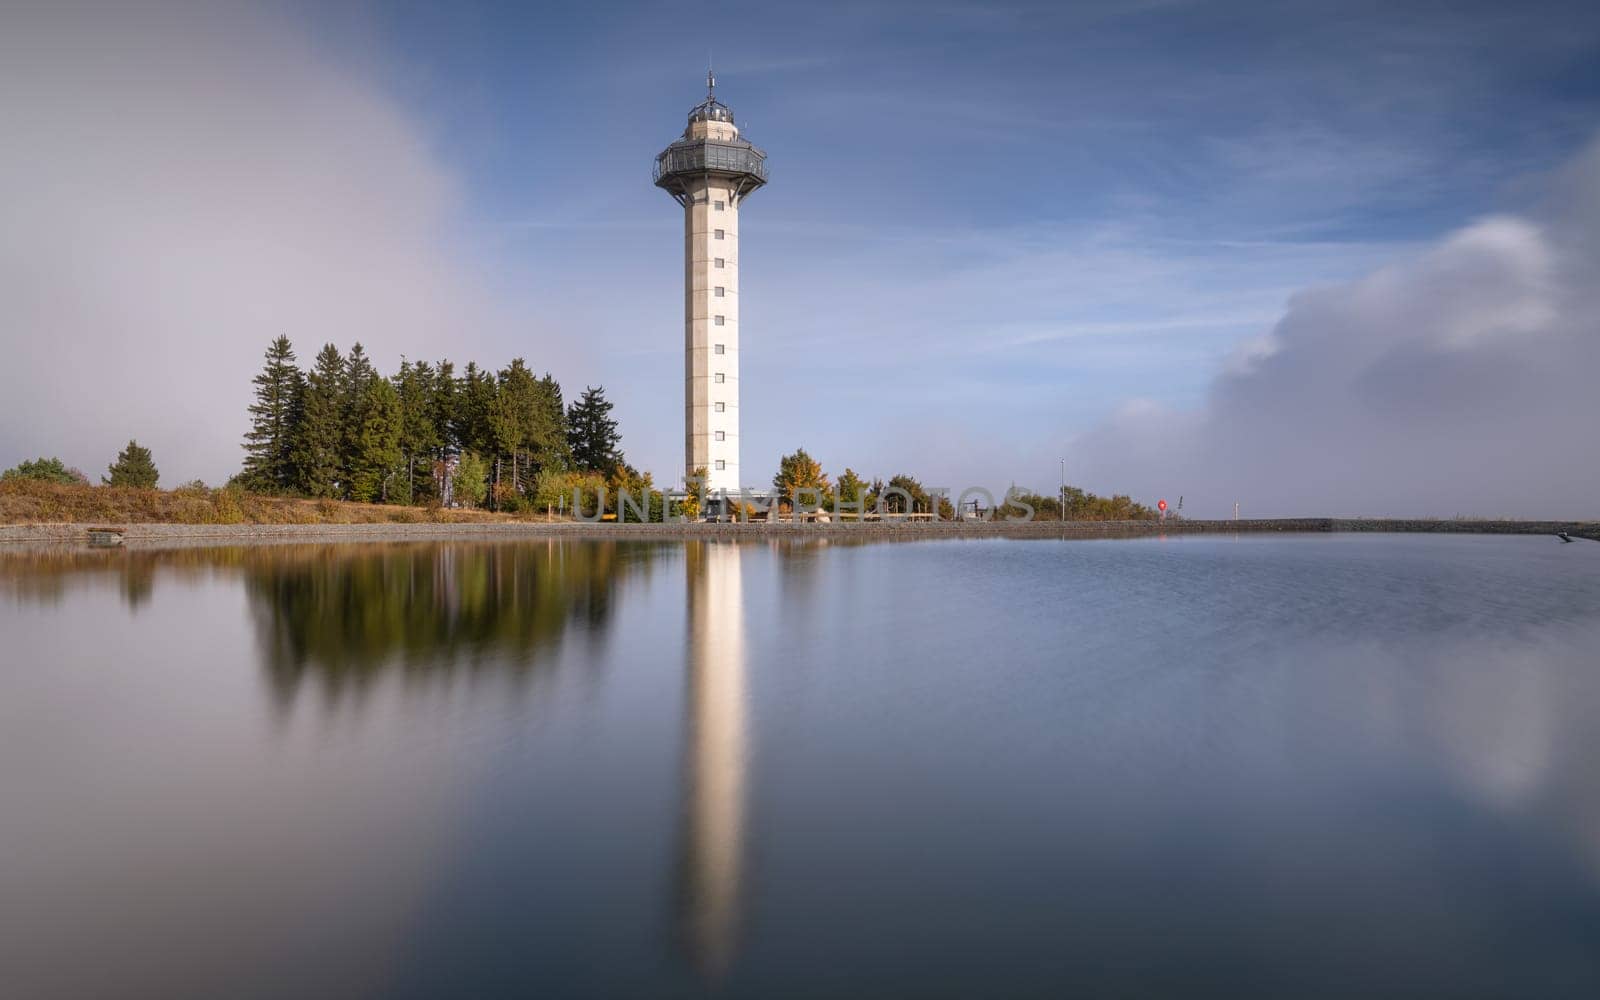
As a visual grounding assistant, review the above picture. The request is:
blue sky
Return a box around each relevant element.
[4,0,1599,505]
[341,0,1600,490]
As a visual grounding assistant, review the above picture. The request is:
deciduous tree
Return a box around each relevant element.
[832,467,868,514]
[2,457,81,484]
[773,448,829,509]
[453,451,488,509]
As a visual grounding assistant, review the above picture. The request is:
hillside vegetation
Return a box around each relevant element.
[0,479,539,526]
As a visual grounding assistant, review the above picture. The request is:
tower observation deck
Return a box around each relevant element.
[655,73,768,497]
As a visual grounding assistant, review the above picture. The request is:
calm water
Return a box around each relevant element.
[3,534,1600,998]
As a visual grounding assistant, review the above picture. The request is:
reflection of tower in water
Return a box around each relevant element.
[678,542,748,979]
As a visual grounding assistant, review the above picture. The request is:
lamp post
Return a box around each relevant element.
[1059,458,1066,523]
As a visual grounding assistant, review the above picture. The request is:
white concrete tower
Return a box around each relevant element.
[655,73,768,498]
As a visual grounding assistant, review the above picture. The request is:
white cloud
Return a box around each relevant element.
[0,0,527,484]
[1072,138,1600,518]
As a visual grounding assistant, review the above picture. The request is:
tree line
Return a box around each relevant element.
[5,341,1155,524]
[768,447,1155,520]
[237,335,627,511]
[3,441,161,489]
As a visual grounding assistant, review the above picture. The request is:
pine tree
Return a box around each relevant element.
[339,343,378,490]
[458,362,497,473]
[241,335,304,492]
[347,378,403,503]
[431,359,458,457]
[567,385,622,474]
[494,359,539,491]
[531,373,570,475]
[394,358,440,504]
[104,439,159,488]
[425,359,459,501]
[293,343,345,498]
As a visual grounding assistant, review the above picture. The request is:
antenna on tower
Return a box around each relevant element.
[707,64,716,99]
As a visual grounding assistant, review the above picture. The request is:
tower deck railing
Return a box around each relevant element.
[653,141,769,185]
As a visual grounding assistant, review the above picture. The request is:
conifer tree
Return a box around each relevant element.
[431,359,458,457]
[241,335,304,492]
[347,378,403,502]
[494,359,539,490]
[103,440,159,488]
[458,362,497,467]
[567,385,622,474]
[394,358,440,503]
[293,343,346,498]
[531,373,570,475]
[487,385,519,493]
[340,343,378,487]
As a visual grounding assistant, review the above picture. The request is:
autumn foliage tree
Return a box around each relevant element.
[453,452,489,509]
[773,448,829,512]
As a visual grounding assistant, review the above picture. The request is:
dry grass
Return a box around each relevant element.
[0,479,552,526]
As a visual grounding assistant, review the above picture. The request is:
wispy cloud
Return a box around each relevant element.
[0,0,544,483]
[1071,136,1600,518]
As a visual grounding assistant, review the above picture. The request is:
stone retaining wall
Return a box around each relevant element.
[2,517,1595,547]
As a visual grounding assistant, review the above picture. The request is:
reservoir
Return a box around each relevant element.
[3,534,1599,997]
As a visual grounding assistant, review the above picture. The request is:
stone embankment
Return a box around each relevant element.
[1,518,1596,547]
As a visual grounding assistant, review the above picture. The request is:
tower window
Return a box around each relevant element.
[714,373,725,383]
[714,229,724,240]
[715,402,725,412]
[714,286,725,297]
[714,315,725,326]
[715,431,726,441]
[715,460,726,470]
[714,344,725,355]
[714,258,725,268]
[714,200,725,211]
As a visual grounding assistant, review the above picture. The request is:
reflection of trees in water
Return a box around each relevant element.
[0,541,661,705]
[0,546,243,608]
[244,541,660,705]
[765,536,834,607]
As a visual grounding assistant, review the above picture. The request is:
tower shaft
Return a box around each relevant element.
[683,177,740,494]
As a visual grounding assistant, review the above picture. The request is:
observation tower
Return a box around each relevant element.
[654,73,768,497]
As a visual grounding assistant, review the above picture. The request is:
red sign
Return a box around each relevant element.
[1158,499,1167,511]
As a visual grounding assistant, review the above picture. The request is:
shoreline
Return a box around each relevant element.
[1,517,1596,548]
